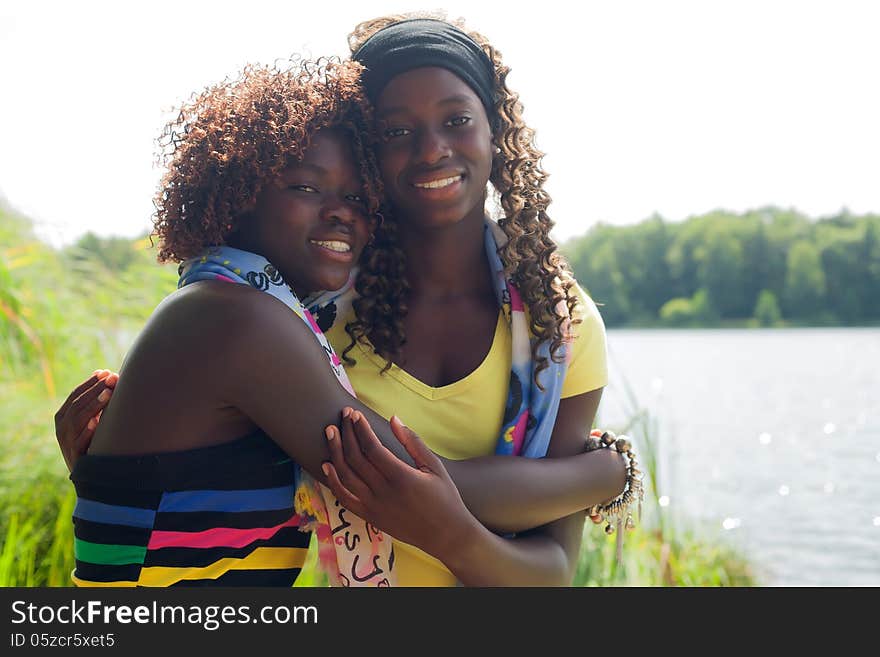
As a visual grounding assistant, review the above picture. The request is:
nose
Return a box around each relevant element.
[319,194,357,228]
[414,129,451,166]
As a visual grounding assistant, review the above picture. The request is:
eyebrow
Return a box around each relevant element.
[378,94,478,117]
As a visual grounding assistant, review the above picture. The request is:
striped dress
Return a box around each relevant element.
[70,431,311,586]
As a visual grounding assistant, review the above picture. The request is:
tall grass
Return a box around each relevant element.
[0,204,754,586]
[572,371,755,586]
[0,206,177,586]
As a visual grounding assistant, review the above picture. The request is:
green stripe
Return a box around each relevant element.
[74,538,147,566]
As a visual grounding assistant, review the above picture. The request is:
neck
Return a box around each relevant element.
[398,212,492,298]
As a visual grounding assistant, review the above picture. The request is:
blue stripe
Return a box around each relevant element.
[74,498,157,529]
[157,485,295,513]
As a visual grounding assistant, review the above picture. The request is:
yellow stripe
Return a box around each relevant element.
[137,547,308,587]
[72,574,137,587]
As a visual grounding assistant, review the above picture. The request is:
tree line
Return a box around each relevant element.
[561,207,880,327]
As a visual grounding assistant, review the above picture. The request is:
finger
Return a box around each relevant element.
[325,425,372,500]
[55,374,102,418]
[340,410,387,491]
[347,411,411,480]
[72,418,98,456]
[321,462,366,516]
[349,411,399,486]
[390,416,442,471]
[104,372,119,388]
[71,385,114,433]
[56,379,111,445]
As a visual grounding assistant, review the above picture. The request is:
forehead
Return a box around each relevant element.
[376,67,482,114]
[289,127,358,173]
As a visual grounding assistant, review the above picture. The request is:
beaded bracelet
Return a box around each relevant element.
[585,429,645,562]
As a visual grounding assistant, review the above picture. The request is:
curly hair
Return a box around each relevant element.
[152,57,383,264]
[344,12,581,386]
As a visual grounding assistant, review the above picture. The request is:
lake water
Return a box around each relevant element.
[599,328,879,587]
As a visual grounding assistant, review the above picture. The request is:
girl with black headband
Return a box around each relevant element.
[55,16,629,586]
[306,15,625,586]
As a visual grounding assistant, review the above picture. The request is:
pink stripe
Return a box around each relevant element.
[147,515,301,550]
[215,275,236,283]
[512,411,529,455]
[303,308,322,333]
[507,283,524,312]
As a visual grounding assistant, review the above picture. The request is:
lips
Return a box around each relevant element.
[309,239,351,253]
[412,173,464,189]
[308,234,357,262]
[407,171,467,202]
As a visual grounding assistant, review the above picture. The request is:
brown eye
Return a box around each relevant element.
[446,116,472,127]
[384,127,411,139]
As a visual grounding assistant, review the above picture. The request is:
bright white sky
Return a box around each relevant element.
[1,0,878,247]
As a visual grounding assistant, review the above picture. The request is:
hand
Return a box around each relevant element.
[54,370,118,473]
[322,408,477,562]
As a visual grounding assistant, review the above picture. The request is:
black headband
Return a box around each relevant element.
[352,19,496,115]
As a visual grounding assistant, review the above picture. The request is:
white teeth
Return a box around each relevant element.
[310,240,351,253]
[413,175,462,189]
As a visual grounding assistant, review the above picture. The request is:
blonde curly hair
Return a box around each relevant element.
[153,57,383,264]
[343,12,581,386]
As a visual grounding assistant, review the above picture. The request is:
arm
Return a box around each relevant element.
[324,391,608,585]
[438,389,626,533]
[54,284,623,532]
[228,290,624,525]
[54,331,622,533]
[439,391,606,586]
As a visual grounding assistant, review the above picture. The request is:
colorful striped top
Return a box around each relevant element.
[70,431,311,587]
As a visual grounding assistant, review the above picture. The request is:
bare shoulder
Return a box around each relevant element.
[117,281,288,370]
[152,280,296,335]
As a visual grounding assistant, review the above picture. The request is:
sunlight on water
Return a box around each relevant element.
[722,517,742,530]
[602,328,880,586]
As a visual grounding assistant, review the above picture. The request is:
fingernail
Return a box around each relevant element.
[87,418,97,430]
[342,407,351,418]
[98,389,111,403]
[321,463,330,476]
[393,415,406,427]
[325,427,334,441]
[351,411,360,423]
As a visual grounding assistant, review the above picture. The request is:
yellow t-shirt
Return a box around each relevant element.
[324,283,608,586]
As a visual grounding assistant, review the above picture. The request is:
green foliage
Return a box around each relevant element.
[753,289,782,327]
[562,207,880,327]
[0,201,177,586]
[659,289,717,327]
[783,240,826,318]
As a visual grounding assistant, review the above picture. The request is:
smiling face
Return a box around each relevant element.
[374,66,495,231]
[231,127,374,296]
